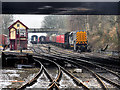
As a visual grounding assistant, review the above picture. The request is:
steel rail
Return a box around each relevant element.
[33,55,90,90]
[43,53,120,89]
[31,45,120,78]
[42,44,119,67]
[58,59,108,90]
[31,45,120,89]
[33,58,60,90]
[34,56,62,90]
[40,54,108,90]
[30,46,62,83]
[40,45,120,79]
[17,59,43,90]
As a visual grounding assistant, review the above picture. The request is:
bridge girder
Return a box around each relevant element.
[28,28,58,33]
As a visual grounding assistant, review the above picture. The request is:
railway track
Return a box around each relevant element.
[39,44,120,72]
[43,55,120,89]
[13,47,88,89]
[33,56,89,89]
[29,47,90,89]
[34,56,107,89]
[30,47,88,88]
[29,44,120,89]
[53,47,120,88]
[18,57,60,89]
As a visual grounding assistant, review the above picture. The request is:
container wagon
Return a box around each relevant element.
[0,34,8,50]
[39,36,46,44]
[49,30,88,51]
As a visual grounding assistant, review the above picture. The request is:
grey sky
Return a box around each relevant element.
[13,15,48,40]
[13,15,47,28]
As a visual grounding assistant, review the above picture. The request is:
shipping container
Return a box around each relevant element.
[56,35,60,43]
[56,35,65,44]
[46,36,50,43]
[60,35,65,44]
[50,34,56,42]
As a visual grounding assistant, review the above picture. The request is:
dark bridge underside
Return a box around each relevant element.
[28,28,58,33]
[2,2,119,15]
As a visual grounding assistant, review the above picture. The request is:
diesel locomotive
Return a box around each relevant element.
[49,30,88,51]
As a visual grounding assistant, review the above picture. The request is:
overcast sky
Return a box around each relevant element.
[13,15,48,40]
[13,15,48,28]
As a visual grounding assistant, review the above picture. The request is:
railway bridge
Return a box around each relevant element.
[28,28,58,34]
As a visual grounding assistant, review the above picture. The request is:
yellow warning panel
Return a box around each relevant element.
[76,31,87,44]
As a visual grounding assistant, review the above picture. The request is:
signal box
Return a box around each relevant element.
[8,20,28,50]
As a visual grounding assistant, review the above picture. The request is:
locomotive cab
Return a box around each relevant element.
[69,30,88,52]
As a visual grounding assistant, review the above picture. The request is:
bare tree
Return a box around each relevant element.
[0,15,2,34]
[2,14,14,35]
[117,15,120,58]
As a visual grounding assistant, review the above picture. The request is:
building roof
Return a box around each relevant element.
[8,20,29,30]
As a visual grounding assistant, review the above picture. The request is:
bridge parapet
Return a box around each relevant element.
[28,28,58,33]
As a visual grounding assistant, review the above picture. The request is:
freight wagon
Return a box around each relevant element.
[46,36,50,43]
[39,36,46,44]
[0,34,8,50]
[49,30,88,52]
[30,30,88,52]
[55,32,70,48]
[50,34,56,43]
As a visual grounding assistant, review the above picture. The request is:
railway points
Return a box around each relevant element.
[17,44,118,89]
[1,18,120,89]
[1,43,120,89]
